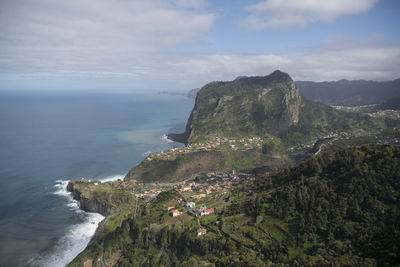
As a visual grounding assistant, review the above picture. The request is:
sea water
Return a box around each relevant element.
[0,91,193,266]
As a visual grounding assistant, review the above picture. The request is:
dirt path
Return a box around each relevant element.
[175,188,187,202]
[98,241,107,267]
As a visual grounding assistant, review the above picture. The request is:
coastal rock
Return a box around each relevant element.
[67,180,134,216]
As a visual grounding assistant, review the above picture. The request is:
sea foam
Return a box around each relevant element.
[28,179,107,266]
[99,174,125,183]
[162,134,173,143]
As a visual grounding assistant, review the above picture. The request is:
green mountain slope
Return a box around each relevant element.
[70,145,400,266]
[125,149,289,183]
[126,71,385,183]
[296,78,400,106]
[168,70,376,146]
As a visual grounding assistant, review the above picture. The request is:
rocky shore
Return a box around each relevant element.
[67,180,135,217]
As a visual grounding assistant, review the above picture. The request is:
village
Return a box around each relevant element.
[108,169,254,201]
[101,169,255,235]
[146,136,270,161]
[287,129,400,155]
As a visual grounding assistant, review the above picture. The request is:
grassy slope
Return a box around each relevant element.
[281,98,379,146]
[125,150,290,183]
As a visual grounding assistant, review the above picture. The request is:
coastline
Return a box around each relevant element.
[28,175,123,267]
[63,134,185,265]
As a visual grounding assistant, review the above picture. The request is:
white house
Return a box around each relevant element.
[186,202,196,209]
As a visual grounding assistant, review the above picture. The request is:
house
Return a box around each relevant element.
[201,208,214,216]
[171,209,182,217]
[186,202,196,209]
[167,206,175,211]
[197,228,207,236]
[181,186,192,192]
[192,194,206,199]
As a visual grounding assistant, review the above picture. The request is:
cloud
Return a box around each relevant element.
[1,36,399,91]
[163,41,400,85]
[172,0,209,9]
[242,0,379,29]
[0,1,397,92]
[0,0,216,74]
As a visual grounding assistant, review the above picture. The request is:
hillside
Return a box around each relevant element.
[125,148,289,183]
[127,71,390,183]
[69,145,400,266]
[168,70,377,146]
[296,78,400,106]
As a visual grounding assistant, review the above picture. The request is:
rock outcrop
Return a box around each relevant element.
[168,70,302,144]
[67,180,134,216]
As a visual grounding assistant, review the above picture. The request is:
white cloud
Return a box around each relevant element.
[0,1,397,92]
[243,0,379,29]
[162,42,400,86]
[172,0,209,9]
[0,0,216,74]
[1,36,399,91]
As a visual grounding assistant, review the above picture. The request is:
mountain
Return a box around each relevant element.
[168,70,301,144]
[67,71,400,266]
[296,78,400,106]
[69,145,400,266]
[125,71,387,183]
[168,70,376,147]
[380,97,400,110]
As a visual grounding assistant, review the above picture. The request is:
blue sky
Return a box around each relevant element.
[0,0,399,92]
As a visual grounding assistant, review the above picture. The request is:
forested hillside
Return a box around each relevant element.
[70,145,400,266]
[296,79,400,106]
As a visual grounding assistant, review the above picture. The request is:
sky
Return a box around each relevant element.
[0,0,399,92]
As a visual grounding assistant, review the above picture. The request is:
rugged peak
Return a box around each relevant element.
[269,70,291,80]
[168,71,302,144]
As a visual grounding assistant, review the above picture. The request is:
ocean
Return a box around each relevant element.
[0,91,194,266]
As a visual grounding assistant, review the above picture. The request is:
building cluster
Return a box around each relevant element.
[175,170,253,196]
[147,136,270,160]
[135,188,162,200]
[374,134,400,145]
[172,205,215,218]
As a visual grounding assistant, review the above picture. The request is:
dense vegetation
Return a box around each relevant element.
[282,98,377,146]
[380,97,400,110]
[70,145,400,266]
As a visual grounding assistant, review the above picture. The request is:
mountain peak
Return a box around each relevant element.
[168,71,302,144]
[269,69,291,79]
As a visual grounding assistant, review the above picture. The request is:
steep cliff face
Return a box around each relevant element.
[168,70,302,144]
[67,180,134,216]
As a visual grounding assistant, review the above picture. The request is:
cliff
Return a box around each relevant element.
[167,70,377,148]
[168,70,302,144]
[130,71,381,183]
[67,180,135,216]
